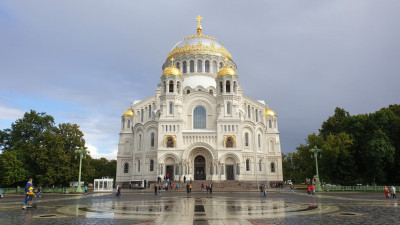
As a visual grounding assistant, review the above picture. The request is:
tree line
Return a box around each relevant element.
[0,110,116,187]
[283,105,400,185]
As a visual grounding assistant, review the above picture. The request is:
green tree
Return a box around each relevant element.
[0,151,29,186]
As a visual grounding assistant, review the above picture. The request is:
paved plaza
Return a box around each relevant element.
[0,190,398,225]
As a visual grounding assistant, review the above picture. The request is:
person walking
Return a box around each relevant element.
[158,185,162,195]
[22,178,35,209]
[290,185,294,194]
[186,183,190,195]
[36,186,42,198]
[175,182,179,191]
[184,176,186,184]
[260,185,264,197]
[115,185,121,198]
[392,186,397,198]
[384,186,390,199]
[307,185,311,196]
[189,183,192,194]
[84,185,88,194]
[209,183,213,194]
[154,184,158,195]
[311,184,315,196]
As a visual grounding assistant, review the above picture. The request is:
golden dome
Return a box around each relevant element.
[265,105,276,117]
[217,65,237,77]
[123,107,134,117]
[166,15,232,62]
[162,65,182,76]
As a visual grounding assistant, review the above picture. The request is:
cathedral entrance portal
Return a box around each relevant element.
[194,155,206,180]
[226,165,234,180]
[166,165,174,180]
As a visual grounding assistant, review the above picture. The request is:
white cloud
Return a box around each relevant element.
[0,105,24,121]
[86,143,117,160]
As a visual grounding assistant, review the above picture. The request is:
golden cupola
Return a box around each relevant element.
[217,64,237,77]
[123,106,134,117]
[162,57,182,76]
[166,15,233,62]
[265,105,276,117]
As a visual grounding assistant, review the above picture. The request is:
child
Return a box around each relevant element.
[26,187,35,207]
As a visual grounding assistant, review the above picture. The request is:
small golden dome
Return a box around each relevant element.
[265,105,276,117]
[217,65,237,77]
[123,108,134,117]
[163,66,182,76]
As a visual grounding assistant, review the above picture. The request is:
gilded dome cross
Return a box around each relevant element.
[195,15,204,35]
[170,57,175,66]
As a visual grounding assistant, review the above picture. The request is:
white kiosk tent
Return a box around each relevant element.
[94,177,114,192]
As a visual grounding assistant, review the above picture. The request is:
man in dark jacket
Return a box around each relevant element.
[22,178,35,209]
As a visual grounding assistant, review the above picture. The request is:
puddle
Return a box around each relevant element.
[194,205,205,212]
[39,214,57,218]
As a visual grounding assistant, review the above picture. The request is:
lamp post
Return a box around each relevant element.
[75,147,88,193]
[309,146,322,191]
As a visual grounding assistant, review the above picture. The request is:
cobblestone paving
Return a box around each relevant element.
[0,190,398,224]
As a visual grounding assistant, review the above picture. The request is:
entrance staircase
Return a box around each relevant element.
[137,180,262,193]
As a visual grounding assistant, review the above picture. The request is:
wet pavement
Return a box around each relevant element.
[0,190,398,224]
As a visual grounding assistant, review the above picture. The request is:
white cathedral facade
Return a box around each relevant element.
[116,16,283,186]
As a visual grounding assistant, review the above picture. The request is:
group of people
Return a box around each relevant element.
[200,182,213,194]
[384,186,397,199]
[307,184,316,196]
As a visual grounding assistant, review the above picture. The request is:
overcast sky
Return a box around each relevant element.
[1,0,399,159]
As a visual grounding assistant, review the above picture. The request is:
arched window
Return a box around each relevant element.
[124,163,129,173]
[205,60,210,73]
[226,81,231,93]
[258,134,261,148]
[245,132,249,147]
[169,80,174,93]
[167,137,174,148]
[259,160,262,171]
[256,110,258,122]
[209,89,213,95]
[269,120,272,128]
[187,90,190,94]
[149,105,152,118]
[220,82,223,93]
[138,160,140,172]
[227,102,231,114]
[219,62,223,69]
[176,62,180,70]
[197,60,203,72]
[127,120,130,128]
[226,137,234,148]
[141,109,144,122]
[190,60,194,73]
[246,159,250,171]
[183,61,187,73]
[139,134,142,148]
[271,162,275,173]
[151,133,155,147]
[213,61,217,74]
[150,160,154,172]
[169,102,173,114]
[193,106,206,129]
[248,105,251,118]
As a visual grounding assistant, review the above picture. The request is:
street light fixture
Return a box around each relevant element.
[75,147,88,193]
[309,145,322,191]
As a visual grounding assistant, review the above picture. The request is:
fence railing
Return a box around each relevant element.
[0,187,89,194]
[322,185,400,192]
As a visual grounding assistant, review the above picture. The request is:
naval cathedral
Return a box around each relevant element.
[116,16,283,186]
